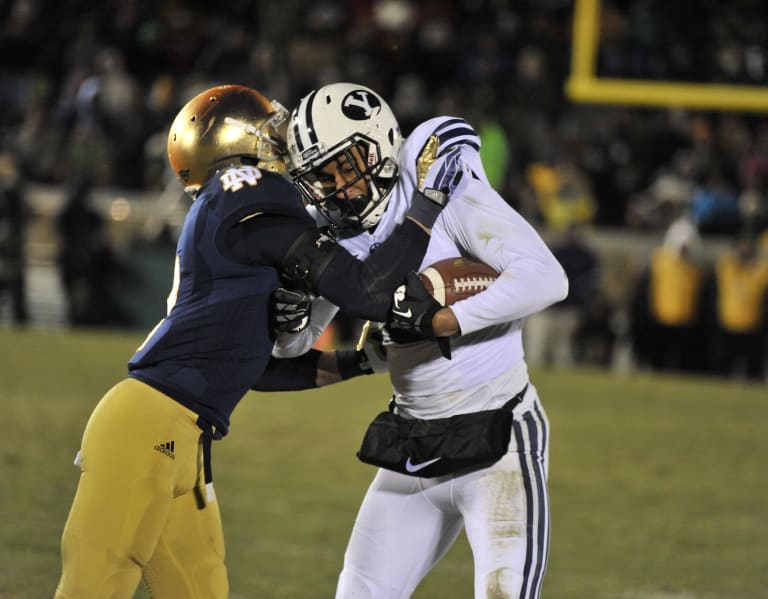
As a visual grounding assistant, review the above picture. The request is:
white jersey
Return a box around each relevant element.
[277,116,567,417]
[277,112,563,599]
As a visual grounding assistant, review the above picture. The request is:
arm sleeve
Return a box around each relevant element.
[312,219,430,321]
[251,350,322,391]
[232,214,429,322]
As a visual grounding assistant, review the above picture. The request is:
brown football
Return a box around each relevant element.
[419,257,499,306]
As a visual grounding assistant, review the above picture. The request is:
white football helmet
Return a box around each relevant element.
[287,82,403,235]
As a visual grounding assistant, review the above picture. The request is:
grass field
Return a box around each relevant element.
[1,327,766,598]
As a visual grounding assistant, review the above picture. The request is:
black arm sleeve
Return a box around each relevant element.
[251,350,321,392]
[231,214,429,321]
[314,219,429,321]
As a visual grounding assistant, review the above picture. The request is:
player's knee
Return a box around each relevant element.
[335,567,397,599]
[481,567,523,599]
[196,559,229,599]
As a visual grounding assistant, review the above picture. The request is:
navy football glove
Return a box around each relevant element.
[269,287,311,334]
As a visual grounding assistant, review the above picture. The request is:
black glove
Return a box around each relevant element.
[269,287,311,334]
[387,272,451,359]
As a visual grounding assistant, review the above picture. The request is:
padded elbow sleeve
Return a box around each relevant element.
[282,228,341,290]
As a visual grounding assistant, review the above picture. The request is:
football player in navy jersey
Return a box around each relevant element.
[280,83,568,599]
[54,84,449,599]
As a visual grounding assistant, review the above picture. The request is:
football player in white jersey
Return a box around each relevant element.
[282,82,568,599]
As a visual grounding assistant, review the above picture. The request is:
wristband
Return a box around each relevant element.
[406,189,447,228]
[416,301,442,340]
[336,348,374,380]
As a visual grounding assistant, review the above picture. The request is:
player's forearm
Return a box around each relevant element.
[432,308,460,337]
[252,349,373,391]
[252,350,323,391]
[316,219,430,321]
[320,349,374,386]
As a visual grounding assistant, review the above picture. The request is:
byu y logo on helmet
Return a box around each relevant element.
[341,90,382,120]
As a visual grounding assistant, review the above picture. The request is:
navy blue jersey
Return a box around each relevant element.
[128,166,312,435]
[127,164,432,436]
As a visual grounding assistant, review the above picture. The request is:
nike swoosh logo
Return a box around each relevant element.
[291,316,309,332]
[405,456,441,473]
[392,307,413,319]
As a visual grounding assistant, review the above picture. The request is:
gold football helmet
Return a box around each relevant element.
[167,84,289,194]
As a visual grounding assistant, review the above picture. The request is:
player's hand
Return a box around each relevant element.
[387,272,451,358]
[416,135,446,198]
[269,287,311,334]
[406,135,462,229]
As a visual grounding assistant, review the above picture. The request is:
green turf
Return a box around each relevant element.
[1,328,766,598]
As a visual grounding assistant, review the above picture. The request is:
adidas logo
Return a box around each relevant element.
[154,440,176,460]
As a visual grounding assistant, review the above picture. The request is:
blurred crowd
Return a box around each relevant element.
[1,0,767,378]
[629,218,768,382]
[2,0,768,228]
[525,220,768,382]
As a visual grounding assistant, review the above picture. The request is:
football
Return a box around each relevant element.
[419,257,499,306]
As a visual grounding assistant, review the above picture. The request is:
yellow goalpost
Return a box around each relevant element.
[565,0,768,112]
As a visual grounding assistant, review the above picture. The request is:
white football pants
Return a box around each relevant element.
[335,392,550,599]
